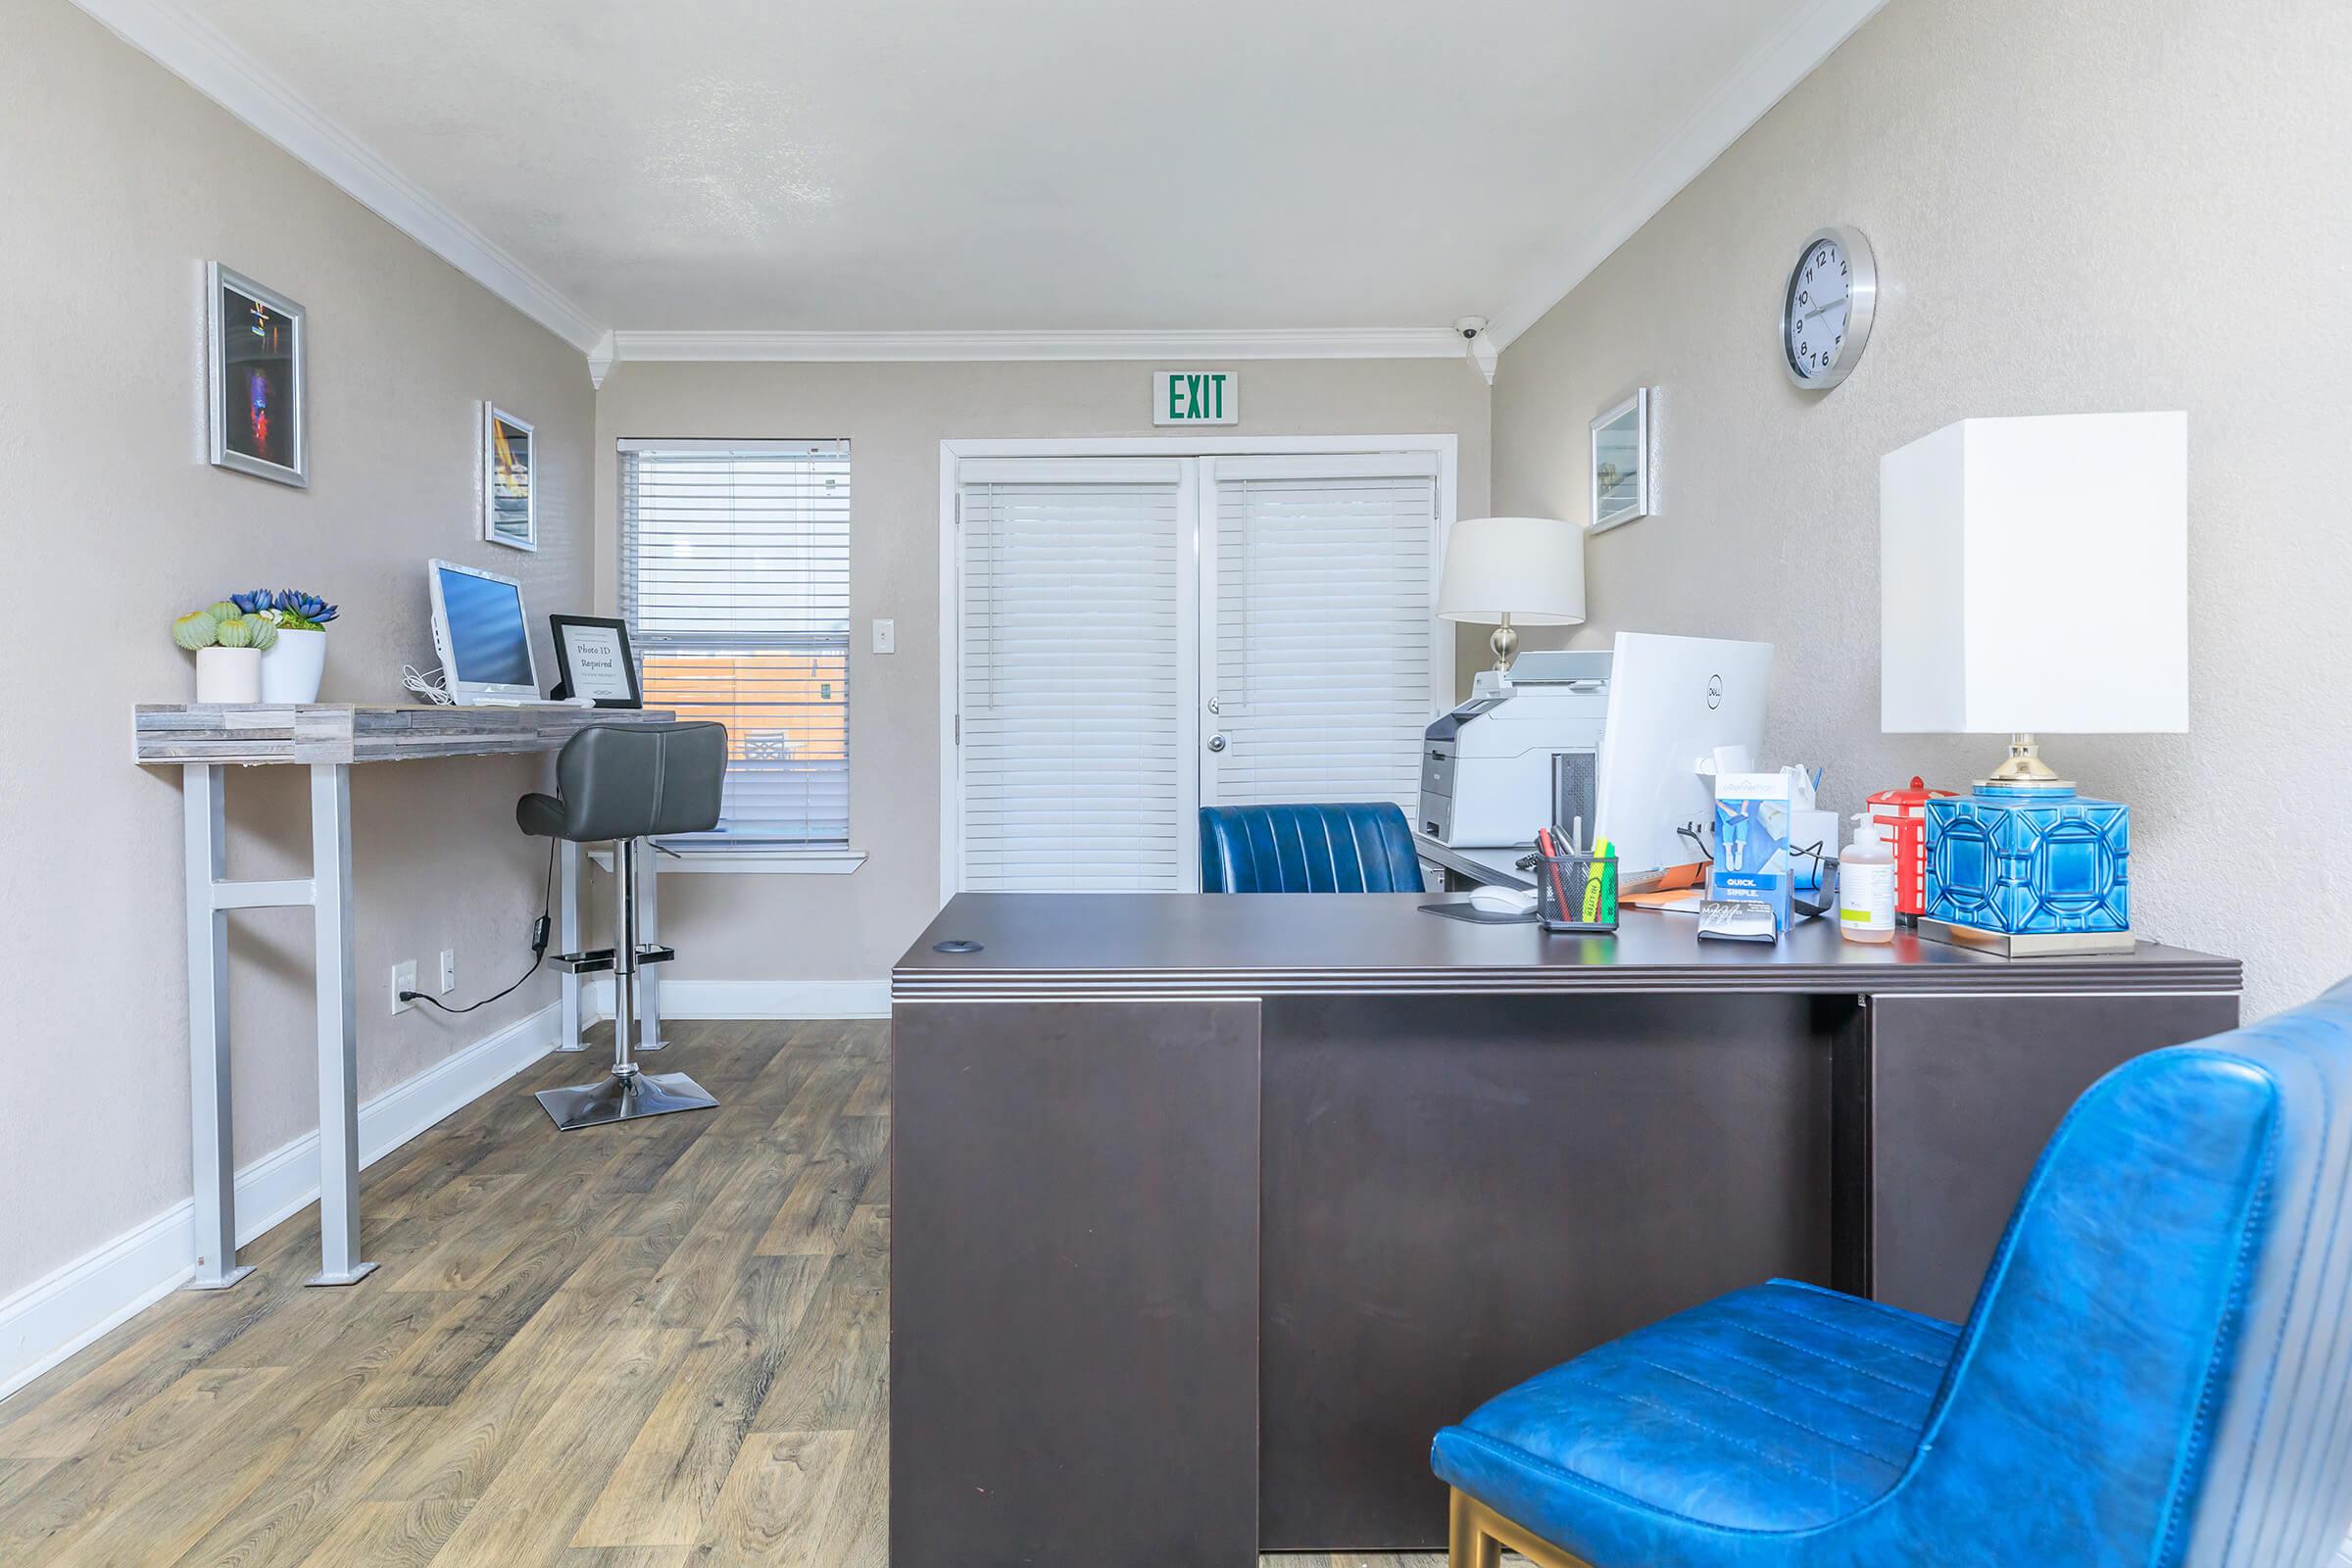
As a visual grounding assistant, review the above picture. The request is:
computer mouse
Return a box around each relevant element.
[1469,886,1538,917]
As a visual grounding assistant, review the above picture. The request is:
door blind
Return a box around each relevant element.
[1207,455,1439,810]
[618,439,851,846]
[957,460,1191,891]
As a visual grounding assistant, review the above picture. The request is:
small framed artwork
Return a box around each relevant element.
[1590,387,1652,533]
[483,404,536,550]
[207,263,307,487]
[549,614,641,708]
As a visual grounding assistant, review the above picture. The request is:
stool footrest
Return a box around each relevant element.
[555,944,674,975]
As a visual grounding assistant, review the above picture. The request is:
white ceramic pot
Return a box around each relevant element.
[260,626,327,703]
[195,646,262,704]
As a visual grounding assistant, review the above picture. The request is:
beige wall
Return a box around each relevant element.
[592,358,1491,984]
[0,0,594,1297]
[1492,0,2351,1019]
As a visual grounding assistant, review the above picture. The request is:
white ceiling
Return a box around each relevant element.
[130,0,1883,350]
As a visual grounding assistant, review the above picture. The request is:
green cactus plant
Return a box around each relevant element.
[204,601,242,623]
[241,614,279,652]
[172,612,220,652]
[213,615,255,649]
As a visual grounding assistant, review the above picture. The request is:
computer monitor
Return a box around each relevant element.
[1594,632,1773,890]
[427,559,541,706]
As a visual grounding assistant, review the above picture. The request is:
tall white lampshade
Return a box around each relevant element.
[1438,515,1587,670]
[1881,411,2187,786]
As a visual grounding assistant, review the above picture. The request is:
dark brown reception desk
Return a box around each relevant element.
[889,893,2241,1565]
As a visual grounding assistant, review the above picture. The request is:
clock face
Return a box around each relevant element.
[1785,237,1851,382]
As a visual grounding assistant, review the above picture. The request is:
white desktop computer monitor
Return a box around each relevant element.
[427,559,541,706]
[1594,632,1773,890]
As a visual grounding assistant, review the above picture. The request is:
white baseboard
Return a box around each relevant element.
[585,977,891,1021]
[0,1003,558,1404]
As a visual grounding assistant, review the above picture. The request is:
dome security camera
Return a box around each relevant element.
[1454,316,1489,340]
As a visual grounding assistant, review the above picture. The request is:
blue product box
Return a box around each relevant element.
[1710,772,1792,933]
[1925,785,2131,936]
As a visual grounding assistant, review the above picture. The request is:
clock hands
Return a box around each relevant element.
[1800,298,1845,323]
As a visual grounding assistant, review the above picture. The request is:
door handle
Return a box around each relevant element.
[1206,734,1228,753]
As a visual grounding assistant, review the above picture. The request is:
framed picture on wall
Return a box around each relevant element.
[483,404,536,550]
[1590,387,1651,532]
[206,264,308,487]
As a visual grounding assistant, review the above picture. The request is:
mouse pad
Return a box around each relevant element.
[1418,900,1539,925]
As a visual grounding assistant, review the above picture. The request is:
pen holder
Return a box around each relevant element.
[1535,852,1619,934]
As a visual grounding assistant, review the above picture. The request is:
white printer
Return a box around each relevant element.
[1418,634,1776,883]
[1417,650,1612,848]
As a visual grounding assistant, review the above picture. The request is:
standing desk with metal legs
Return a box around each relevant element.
[137,703,676,1291]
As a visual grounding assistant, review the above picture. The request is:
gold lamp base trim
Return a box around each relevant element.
[1977,731,2074,791]
[1919,918,2138,956]
[1451,1489,1596,1568]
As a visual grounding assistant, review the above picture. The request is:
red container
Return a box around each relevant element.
[1868,775,1956,919]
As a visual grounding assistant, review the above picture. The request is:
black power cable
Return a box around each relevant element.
[399,840,557,1016]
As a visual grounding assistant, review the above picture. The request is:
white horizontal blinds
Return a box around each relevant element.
[1206,454,1440,810]
[618,439,851,846]
[958,459,1191,891]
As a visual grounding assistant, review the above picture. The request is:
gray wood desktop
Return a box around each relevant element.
[889,892,2242,1565]
[135,702,676,1292]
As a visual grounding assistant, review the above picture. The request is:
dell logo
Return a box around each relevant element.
[1706,674,1723,710]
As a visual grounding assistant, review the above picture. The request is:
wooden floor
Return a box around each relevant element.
[0,1020,1454,1567]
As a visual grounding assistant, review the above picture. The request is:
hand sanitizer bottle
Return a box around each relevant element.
[1839,812,1895,944]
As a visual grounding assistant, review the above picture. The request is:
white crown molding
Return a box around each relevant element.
[68,0,606,354]
[604,327,1475,367]
[1485,0,1892,352]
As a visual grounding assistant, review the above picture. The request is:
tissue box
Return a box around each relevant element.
[1710,772,1792,933]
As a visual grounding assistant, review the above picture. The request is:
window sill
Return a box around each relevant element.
[587,847,868,875]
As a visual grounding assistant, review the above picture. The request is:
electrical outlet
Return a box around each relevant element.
[870,617,895,655]
[438,949,457,995]
[390,959,416,1015]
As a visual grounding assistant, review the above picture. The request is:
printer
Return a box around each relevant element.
[1418,649,1611,848]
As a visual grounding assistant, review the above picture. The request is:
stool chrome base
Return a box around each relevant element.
[536,1069,718,1131]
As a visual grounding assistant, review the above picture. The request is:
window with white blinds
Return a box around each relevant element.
[956,459,1194,891]
[1204,454,1440,811]
[618,439,850,846]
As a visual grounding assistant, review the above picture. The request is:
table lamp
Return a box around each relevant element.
[1881,411,2187,955]
[1438,516,1587,670]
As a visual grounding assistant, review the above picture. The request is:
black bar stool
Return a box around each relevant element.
[517,721,727,1130]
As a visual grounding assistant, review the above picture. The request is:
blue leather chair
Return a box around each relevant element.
[1435,981,2352,1568]
[1199,803,1424,894]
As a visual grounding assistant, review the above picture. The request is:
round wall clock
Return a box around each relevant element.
[1780,224,1878,390]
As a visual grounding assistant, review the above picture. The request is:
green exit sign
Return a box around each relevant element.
[1153,369,1239,425]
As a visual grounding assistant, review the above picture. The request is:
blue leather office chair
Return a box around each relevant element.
[1435,980,2352,1568]
[1200,803,1424,894]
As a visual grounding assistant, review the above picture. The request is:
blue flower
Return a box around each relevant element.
[230,589,276,614]
[273,590,339,625]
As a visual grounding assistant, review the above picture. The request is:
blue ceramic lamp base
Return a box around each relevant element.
[1919,735,2137,957]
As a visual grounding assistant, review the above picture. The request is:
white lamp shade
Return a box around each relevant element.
[1437,515,1586,625]
[1880,412,2188,735]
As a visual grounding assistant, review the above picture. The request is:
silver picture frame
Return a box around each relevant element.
[206,263,308,487]
[1590,387,1650,532]
[482,403,537,551]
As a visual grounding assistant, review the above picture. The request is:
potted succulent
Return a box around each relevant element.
[172,601,279,704]
[234,588,340,703]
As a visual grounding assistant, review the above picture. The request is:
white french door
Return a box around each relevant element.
[1199,453,1442,811]
[949,443,1449,895]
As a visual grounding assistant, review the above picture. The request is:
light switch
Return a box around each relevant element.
[871,618,896,655]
